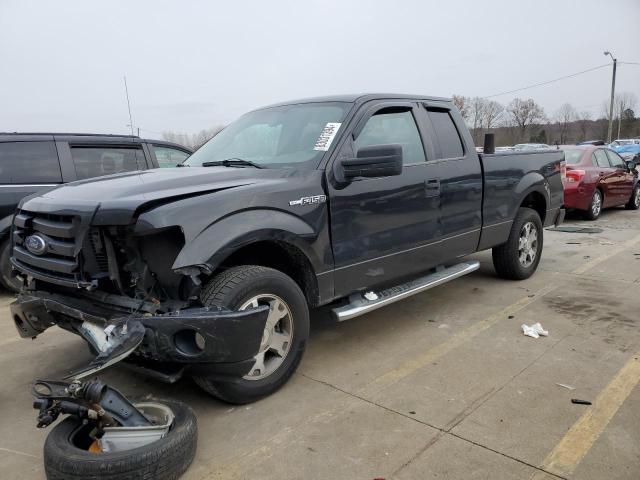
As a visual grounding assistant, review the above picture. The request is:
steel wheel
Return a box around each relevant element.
[591,190,602,217]
[239,294,293,381]
[518,221,538,268]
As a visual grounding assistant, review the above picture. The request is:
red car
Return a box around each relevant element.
[561,145,639,220]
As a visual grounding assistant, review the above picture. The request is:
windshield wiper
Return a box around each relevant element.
[201,158,264,169]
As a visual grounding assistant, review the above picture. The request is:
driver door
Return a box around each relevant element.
[327,102,441,296]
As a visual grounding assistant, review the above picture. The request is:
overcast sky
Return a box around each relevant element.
[1,0,638,139]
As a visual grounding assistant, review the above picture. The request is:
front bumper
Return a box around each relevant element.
[11,292,269,379]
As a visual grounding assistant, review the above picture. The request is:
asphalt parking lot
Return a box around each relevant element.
[1,208,639,480]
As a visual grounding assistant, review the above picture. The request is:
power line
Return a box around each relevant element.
[483,63,612,98]
[619,61,640,66]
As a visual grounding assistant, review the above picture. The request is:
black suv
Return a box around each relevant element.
[0,133,191,291]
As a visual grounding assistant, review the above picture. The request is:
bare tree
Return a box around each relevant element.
[615,92,638,138]
[576,110,592,141]
[482,100,504,130]
[505,98,546,142]
[452,95,470,122]
[468,97,487,143]
[553,103,577,144]
[162,126,224,150]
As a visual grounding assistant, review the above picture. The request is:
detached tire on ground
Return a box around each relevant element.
[492,207,543,280]
[193,265,310,404]
[0,237,21,292]
[43,399,197,480]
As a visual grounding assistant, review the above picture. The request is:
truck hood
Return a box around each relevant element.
[19,167,286,224]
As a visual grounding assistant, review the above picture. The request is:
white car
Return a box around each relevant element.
[513,143,551,151]
[609,139,640,148]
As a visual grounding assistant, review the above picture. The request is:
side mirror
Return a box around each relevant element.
[340,144,403,180]
[626,160,637,171]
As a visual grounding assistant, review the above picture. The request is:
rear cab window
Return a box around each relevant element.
[69,146,147,180]
[426,109,464,159]
[0,141,61,184]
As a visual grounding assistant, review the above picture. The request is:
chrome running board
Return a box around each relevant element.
[331,260,480,321]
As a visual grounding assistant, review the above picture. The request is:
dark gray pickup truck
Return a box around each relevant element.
[9,94,565,404]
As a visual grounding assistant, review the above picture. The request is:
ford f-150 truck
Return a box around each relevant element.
[9,94,565,404]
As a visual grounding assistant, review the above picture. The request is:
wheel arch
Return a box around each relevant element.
[172,209,324,307]
[214,239,320,307]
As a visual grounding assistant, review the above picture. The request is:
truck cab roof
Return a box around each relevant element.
[262,93,452,109]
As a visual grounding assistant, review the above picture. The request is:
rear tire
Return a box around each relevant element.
[193,265,309,404]
[492,207,543,280]
[0,237,21,293]
[43,398,197,480]
[584,189,603,220]
[625,184,640,210]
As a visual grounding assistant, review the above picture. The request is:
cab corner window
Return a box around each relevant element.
[354,109,426,165]
[0,141,61,184]
[70,146,146,180]
[427,109,464,159]
[153,145,190,168]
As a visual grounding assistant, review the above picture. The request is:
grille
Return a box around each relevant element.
[12,210,81,282]
[89,228,109,272]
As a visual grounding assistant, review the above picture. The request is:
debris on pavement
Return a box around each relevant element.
[548,226,603,233]
[556,383,576,390]
[521,323,549,339]
[571,399,592,405]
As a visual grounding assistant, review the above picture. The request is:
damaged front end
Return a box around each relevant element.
[12,291,269,381]
[10,207,268,382]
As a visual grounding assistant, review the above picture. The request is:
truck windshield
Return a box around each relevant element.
[185,102,350,169]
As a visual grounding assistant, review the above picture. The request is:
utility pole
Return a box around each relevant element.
[604,51,617,143]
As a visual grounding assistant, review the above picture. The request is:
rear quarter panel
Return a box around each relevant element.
[478,150,564,249]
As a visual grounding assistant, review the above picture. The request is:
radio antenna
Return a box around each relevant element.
[123,76,134,136]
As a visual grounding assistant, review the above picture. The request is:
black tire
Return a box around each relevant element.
[193,265,309,404]
[492,207,543,280]
[43,399,197,480]
[583,189,603,220]
[0,237,21,293]
[625,184,640,210]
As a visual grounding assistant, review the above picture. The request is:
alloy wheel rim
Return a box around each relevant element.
[592,191,602,216]
[634,188,640,207]
[518,221,538,268]
[239,294,293,381]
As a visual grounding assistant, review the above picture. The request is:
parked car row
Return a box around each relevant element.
[0,133,192,291]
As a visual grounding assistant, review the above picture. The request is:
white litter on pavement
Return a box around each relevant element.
[556,383,576,390]
[521,322,549,338]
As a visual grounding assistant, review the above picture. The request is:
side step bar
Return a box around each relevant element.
[332,260,480,321]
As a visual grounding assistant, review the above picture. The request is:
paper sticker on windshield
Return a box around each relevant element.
[314,123,341,151]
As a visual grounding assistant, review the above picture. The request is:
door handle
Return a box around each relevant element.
[425,179,440,197]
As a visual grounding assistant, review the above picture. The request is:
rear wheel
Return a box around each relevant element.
[584,189,603,220]
[193,265,309,404]
[625,184,640,210]
[492,207,543,280]
[0,237,21,293]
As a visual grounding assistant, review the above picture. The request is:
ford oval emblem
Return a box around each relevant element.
[25,234,47,256]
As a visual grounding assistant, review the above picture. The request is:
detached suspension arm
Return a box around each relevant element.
[33,378,151,429]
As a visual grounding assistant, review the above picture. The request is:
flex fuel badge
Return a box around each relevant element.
[313,123,341,151]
